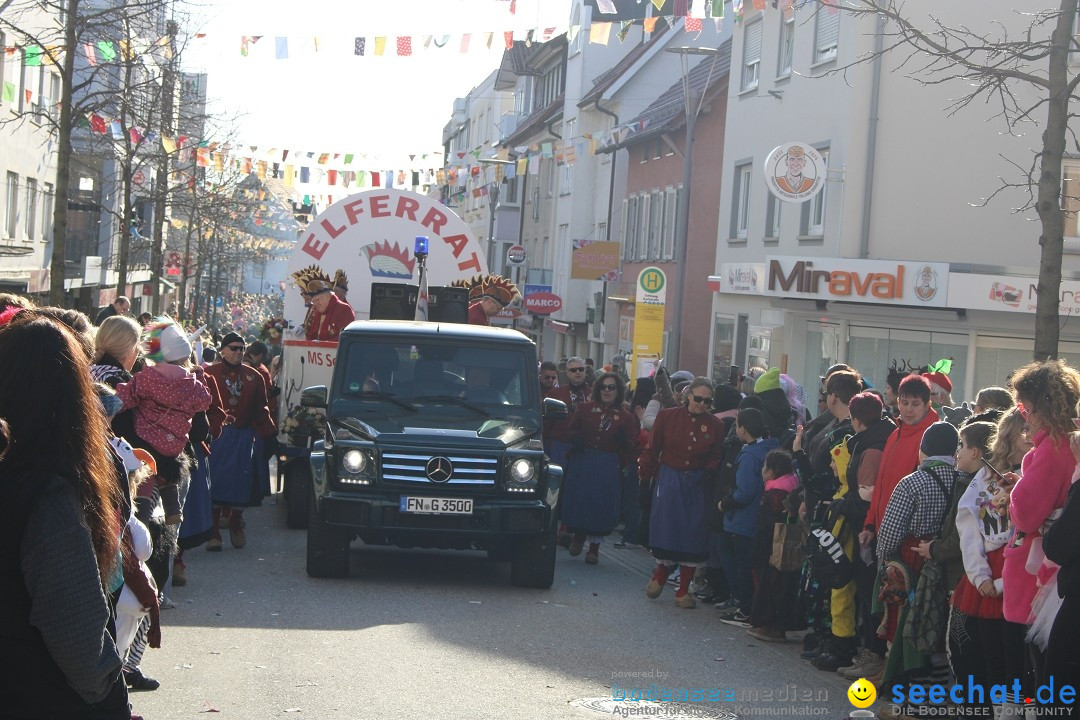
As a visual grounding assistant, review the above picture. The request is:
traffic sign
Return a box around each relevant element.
[506,244,526,265]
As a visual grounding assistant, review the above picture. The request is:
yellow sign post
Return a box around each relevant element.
[632,267,667,380]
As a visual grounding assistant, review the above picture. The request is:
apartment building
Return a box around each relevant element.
[709,1,1080,399]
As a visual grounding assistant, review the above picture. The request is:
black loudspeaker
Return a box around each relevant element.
[370,283,418,320]
[428,286,470,324]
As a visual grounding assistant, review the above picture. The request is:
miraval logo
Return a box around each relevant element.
[728,267,759,289]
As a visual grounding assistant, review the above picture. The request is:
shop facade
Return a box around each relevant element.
[709,256,1080,403]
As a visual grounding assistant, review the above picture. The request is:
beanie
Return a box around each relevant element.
[145,321,192,363]
[220,331,245,349]
[669,370,694,386]
[923,372,953,393]
[713,384,742,413]
[754,367,782,394]
[921,421,959,458]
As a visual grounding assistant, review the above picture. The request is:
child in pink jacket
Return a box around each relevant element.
[115,320,212,525]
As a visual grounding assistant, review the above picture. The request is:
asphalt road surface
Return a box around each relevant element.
[132,499,859,720]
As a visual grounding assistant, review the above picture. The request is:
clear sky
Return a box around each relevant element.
[181,0,571,167]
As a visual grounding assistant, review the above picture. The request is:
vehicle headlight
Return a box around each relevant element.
[509,458,535,484]
[342,449,368,474]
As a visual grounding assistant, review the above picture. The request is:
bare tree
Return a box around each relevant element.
[1,0,186,305]
[815,0,1078,360]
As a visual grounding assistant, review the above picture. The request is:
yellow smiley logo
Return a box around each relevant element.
[847,678,877,708]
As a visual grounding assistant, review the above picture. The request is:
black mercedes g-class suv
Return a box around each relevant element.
[300,320,567,588]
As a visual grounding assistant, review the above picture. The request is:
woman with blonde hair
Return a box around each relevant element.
[91,315,143,390]
[988,406,1032,474]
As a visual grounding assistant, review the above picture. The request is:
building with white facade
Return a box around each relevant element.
[0,6,61,297]
[709,1,1080,401]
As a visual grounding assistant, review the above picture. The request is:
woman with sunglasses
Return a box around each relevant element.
[639,377,727,608]
[560,372,639,565]
[998,360,1080,686]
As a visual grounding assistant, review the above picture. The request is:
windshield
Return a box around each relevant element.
[338,338,534,414]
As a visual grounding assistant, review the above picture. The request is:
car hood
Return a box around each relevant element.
[331,413,539,449]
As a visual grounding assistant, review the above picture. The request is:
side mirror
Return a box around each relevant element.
[301,385,328,409]
[543,397,568,420]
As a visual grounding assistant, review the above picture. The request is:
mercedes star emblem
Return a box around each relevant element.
[426,456,453,483]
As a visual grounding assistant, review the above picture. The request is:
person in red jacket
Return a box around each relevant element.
[860,374,939,551]
[560,372,639,565]
[458,274,519,326]
[205,332,278,551]
[303,276,355,341]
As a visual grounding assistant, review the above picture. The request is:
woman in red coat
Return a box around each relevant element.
[561,372,639,565]
[639,377,726,608]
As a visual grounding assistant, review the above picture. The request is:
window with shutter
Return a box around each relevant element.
[742,20,762,92]
[778,16,795,78]
[814,7,840,63]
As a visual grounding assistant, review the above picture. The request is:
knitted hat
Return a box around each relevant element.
[220,331,245,349]
[144,320,192,363]
[713,384,742,413]
[923,371,953,393]
[669,370,694,386]
[921,421,959,458]
[754,367,782,394]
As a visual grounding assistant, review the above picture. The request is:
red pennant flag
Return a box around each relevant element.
[371,171,381,187]
[504,31,514,49]
[397,36,412,56]
[89,113,106,134]
[327,170,338,185]
[753,0,766,9]
[685,17,702,32]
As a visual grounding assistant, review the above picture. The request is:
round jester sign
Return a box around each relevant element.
[764,142,827,203]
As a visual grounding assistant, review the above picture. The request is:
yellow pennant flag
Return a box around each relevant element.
[161,135,177,154]
[374,37,387,55]
[484,32,494,49]
[118,40,132,60]
[590,22,612,45]
[643,16,659,33]
[516,157,527,175]
[284,165,295,188]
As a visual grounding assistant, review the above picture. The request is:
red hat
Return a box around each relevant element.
[923,372,952,393]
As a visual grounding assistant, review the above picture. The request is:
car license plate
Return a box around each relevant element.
[400,496,473,515]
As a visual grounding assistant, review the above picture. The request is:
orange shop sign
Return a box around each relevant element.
[762,256,950,308]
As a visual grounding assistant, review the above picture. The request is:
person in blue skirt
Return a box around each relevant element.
[640,376,727,608]
[561,372,639,565]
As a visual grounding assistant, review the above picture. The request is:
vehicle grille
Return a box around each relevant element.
[381,451,499,488]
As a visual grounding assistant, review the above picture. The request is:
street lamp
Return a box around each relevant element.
[664,44,721,371]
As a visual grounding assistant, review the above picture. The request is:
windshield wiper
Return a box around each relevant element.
[413,395,490,417]
[354,391,417,412]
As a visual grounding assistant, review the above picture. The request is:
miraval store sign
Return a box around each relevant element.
[762,256,951,308]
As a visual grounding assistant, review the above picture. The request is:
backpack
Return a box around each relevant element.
[903,466,954,654]
[803,503,855,589]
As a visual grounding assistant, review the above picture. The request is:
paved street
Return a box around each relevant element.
[133,497,858,720]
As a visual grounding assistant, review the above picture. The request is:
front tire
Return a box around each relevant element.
[306,489,350,578]
[510,527,557,589]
